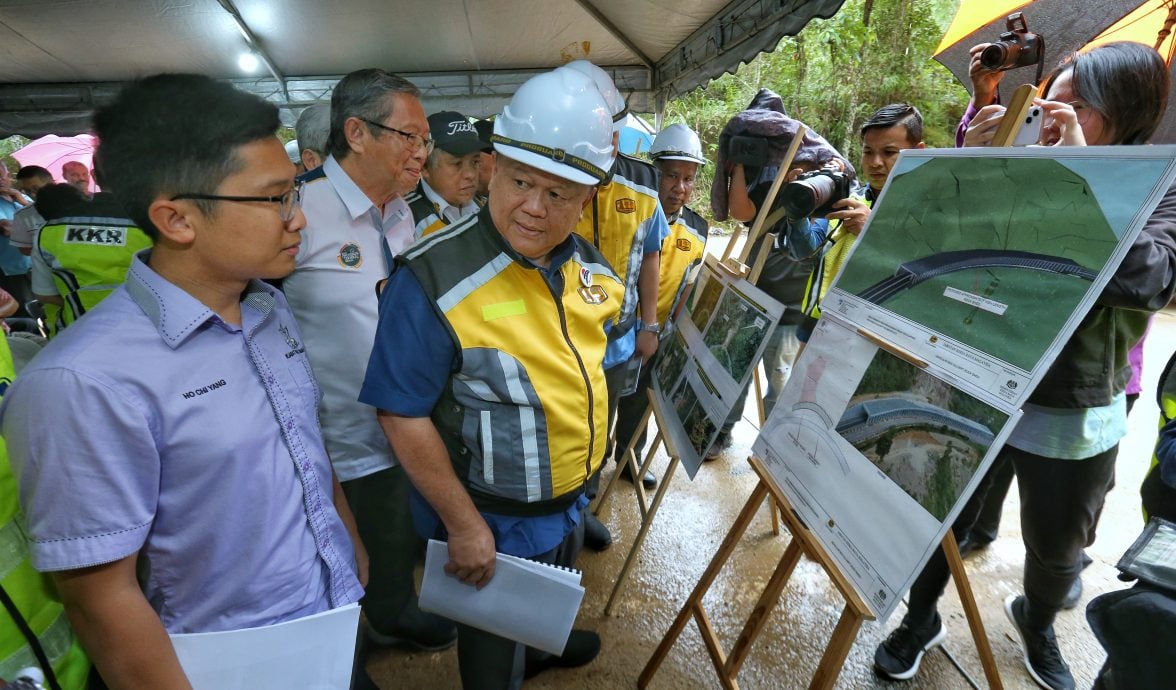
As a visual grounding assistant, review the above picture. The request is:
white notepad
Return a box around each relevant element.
[419,539,585,655]
[170,602,360,689]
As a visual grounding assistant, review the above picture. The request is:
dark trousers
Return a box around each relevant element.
[455,512,587,690]
[341,465,422,631]
[969,394,1136,544]
[907,443,1118,631]
[612,360,655,465]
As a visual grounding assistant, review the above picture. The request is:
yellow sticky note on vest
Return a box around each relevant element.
[482,300,527,321]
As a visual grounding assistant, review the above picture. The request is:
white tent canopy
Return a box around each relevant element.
[0,0,846,137]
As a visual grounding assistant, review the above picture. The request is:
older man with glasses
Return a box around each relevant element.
[282,69,458,658]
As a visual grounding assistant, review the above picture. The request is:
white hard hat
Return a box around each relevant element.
[493,69,616,185]
[650,124,707,165]
[559,60,627,132]
[284,139,301,163]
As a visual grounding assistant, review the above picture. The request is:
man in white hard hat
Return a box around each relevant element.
[560,61,670,551]
[360,68,621,687]
[613,123,710,471]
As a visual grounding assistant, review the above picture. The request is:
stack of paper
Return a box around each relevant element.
[170,603,360,689]
[419,539,585,655]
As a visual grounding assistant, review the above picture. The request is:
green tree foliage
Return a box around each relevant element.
[664,0,969,221]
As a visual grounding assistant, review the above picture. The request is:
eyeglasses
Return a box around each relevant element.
[1068,101,1095,125]
[171,185,301,223]
[360,118,435,155]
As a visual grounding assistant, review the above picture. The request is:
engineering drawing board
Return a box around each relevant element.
[754,146,1176,620]
[653,256,784,477]
[823,146,1176,408]
[754,316,1018,619]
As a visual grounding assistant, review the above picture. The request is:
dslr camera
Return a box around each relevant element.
[779,167,852,220]
[980,12,1043,72]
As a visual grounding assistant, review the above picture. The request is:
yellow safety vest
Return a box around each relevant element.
[35,216,151,336]
[574,154,661,330]
[402,209,624,512]
[0,337,91,688]
[658,206,708,326]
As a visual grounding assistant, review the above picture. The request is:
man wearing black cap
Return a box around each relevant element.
[405,111,483,238]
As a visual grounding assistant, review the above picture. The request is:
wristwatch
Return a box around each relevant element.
[637,321,662,334]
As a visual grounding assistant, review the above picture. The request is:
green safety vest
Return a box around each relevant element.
[35,216,151,336]
[0,337,91,688]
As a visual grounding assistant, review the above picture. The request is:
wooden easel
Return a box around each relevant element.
[638,456,1004,689]
[592,133,811,609]
[594,388,683,615]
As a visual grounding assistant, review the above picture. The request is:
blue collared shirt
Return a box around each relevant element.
[1,252,363,633]
[0,197,31,276]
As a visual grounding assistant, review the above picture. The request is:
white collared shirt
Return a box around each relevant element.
[420,178,479,224]
[282,155,416,481]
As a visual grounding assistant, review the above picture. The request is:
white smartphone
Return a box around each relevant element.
[1011,105,1044,146]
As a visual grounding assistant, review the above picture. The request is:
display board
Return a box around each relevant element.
[755,146,1176,619]
[822,146,1176,408]
[653,256,785,477]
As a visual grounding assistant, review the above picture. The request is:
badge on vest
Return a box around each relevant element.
[337,242,363,269]
[675,238,692,251]
[614,198,636,214]
[64,226,127,246]
[578,285,609,304]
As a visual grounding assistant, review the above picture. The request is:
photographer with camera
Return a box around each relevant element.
[784,104,925,341]
[707,90,851,457]
[953,12,1044,146]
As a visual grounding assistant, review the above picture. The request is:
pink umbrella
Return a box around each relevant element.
[12,134,98,193]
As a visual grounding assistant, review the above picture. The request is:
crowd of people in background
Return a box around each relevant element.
[0,35,1172,690]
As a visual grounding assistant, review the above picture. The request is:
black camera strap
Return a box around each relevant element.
[0,582,64,690]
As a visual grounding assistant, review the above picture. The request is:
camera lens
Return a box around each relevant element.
[980,43,1008,69]
[780,175,836,219]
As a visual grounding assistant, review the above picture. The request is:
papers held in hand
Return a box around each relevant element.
[419,539,585,656]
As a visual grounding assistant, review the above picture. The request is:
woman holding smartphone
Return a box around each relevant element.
[875,41,1176,690]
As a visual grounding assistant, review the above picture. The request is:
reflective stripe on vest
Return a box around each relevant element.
[574,155,660,330]
[406,213,623,503]
[658,207,708,325]
[0,612,73,683]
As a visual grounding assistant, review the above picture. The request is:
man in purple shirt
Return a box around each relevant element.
[0,74,364,688]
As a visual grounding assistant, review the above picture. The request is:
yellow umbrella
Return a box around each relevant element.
[934,0,1176,140]
[937,0,1175,60]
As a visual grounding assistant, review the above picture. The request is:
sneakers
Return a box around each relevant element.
[366,603,457,651]
[1004,595,1075,690]
[524,629,601,678]
[873,613,947,680]
[583,512,612,551]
